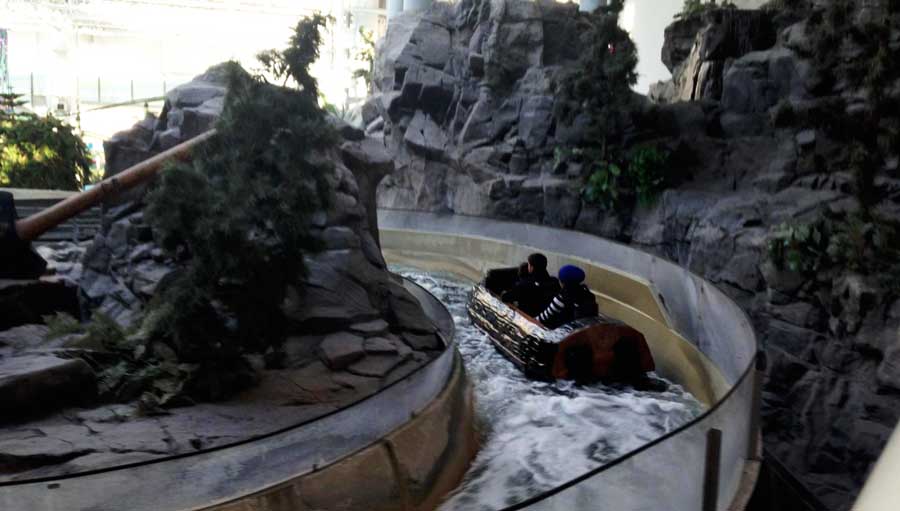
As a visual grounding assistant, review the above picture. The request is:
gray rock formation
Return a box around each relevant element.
[0,354,96,421]
[651,8,777,104]
[371,0,590,225]
[0,64,448,479]
[367,2,900,509]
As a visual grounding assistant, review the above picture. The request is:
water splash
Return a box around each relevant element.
[394,268,705,511]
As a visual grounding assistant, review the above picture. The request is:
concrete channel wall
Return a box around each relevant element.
[0,280,477,511]
[377,209,762,511]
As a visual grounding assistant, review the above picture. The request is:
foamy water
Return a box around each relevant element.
[395,269,705,511]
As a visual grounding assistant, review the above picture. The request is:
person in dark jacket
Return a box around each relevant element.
[501,253,560,317]
[537,265,599,329]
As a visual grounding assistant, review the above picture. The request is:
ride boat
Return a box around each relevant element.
[466,267,657,384]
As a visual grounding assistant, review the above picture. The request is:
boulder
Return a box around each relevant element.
[0,355,97,421]
[721,48,810,114]
[404,111,450,159]
[401,332,443,351]
[318,332,366,370]
[351,320,391,337]
[364,336,399,355]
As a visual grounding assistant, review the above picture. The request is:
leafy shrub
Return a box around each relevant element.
[43,311,84,339]
[584,161,623,208]
[583,144,671,209]
[768,221,829,274]
[630,145,671,206]
[144,15,336,370]
[769,215,900,280]
[0,93,93,190]
[43,311,131,351]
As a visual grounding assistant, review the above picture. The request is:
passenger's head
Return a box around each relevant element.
[558,265,586,288]
[518,262,530,277]
[527,253,548,274]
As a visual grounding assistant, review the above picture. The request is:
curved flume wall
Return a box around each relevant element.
[377,209,761,511]
[0,279,476,511]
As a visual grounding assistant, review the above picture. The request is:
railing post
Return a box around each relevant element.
[29,72,34,105]
[130,79,134,102]
[97,76,101,103]
[703,428,722,511]
[748,351,767,461]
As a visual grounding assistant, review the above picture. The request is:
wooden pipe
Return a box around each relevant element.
[14,129,217,242]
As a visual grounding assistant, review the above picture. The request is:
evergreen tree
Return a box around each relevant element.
[561,3,637,158]
[143,15,337,381]
[0,93,93,190]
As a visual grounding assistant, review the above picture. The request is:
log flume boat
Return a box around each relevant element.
[467,267,662,387]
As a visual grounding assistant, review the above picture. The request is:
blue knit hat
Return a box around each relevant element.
[558,265,586,285]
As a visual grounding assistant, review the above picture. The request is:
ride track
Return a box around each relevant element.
[0,200,762,511]
[377,209,762,511]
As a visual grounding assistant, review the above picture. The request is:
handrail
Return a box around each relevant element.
[14,129,216,242]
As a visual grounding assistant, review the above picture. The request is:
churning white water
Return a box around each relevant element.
[395,268,705,511]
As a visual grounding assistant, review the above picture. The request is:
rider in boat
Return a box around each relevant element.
[536,264,599,329]
[501,253,560,317]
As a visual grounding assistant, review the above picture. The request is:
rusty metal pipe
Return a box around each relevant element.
[14,129,216,242]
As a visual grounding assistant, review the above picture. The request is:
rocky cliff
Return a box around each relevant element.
[367,1,900,509]
[370,0,591,224]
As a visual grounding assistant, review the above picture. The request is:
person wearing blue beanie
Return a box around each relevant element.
[557,265,586,285]
[537,264,598,329]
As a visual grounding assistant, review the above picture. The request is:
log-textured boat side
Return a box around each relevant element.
[466,281,655,383]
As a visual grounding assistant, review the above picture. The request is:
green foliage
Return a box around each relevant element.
[321,95,353,121]
[557,6,681,212]
[584,161,623,208]
[352,27,377,92]
[43,311,83,339]
[98,358,197,410]
[0,93,93,190]
[256,14,332,99]
[768,214,900,279]
[43,311,133,351]
[559,8,637,151]
[583,144,671,209]
[768,221,829,273]
[630,145,671,206]
[144,16,336,369]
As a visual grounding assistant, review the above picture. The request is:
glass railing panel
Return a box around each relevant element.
[504,361,756,511]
